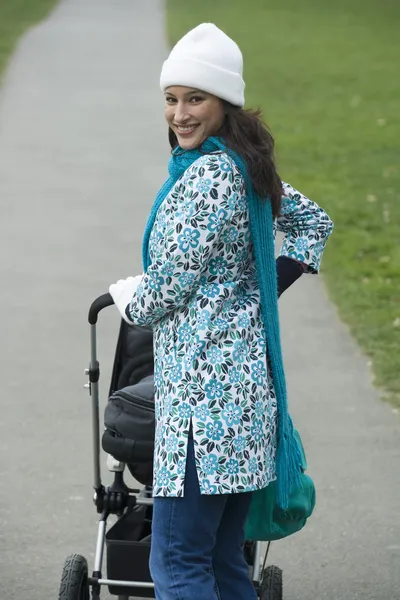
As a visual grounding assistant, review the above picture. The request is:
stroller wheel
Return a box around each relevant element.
[259,565,283,600]
[59,554,90,600]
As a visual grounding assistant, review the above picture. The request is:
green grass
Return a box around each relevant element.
[166,0,400,405]
[0,0,59,79]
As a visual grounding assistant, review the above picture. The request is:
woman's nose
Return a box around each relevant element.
[174,102,190,123]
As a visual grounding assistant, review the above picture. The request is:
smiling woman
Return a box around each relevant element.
[108,22,333,600]
[160,24,284,218]
[164,87,225,149]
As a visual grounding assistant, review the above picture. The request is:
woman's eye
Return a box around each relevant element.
[165,97,176,104]
[189,96,204,103]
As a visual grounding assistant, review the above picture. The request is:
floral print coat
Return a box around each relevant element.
[127,152,333,497]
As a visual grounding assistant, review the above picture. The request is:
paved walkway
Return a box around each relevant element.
[0,1,399,599]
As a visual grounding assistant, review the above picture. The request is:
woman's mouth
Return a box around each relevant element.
[175,124,199,136]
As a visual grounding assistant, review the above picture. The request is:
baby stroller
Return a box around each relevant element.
[58,293,283,600]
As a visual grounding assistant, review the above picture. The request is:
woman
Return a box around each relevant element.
[110,23,333,600]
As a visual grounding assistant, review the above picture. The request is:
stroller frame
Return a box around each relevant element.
[59,294,282,600]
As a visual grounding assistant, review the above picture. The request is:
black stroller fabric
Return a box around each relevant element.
[102,321,155,486]
[109,321,154,393]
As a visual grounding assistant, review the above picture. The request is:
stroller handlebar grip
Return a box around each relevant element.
[88,293,114,324]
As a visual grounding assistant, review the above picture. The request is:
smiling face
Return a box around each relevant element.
[164,86,225,150]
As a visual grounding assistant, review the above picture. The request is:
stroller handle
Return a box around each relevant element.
[88,292,114,324]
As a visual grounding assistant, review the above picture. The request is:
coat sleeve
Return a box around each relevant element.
[276,181,334,273]
[126,156,240,326]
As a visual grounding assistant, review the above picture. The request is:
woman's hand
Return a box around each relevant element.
[109,275,142,323]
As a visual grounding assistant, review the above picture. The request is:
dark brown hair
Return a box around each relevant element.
[168,103,283,218]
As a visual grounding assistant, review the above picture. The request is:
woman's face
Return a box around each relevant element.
[164,86,225,150]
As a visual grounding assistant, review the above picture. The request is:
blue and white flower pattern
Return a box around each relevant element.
[128,153,333,497]
[277,182,334,272]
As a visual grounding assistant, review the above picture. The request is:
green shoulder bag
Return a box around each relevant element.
[245,430,316,542]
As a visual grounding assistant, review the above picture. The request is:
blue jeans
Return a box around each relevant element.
[149,437,258,600]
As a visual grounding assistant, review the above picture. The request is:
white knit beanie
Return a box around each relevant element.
[160,23,245,107]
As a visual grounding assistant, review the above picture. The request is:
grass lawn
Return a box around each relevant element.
[166,0,400,405]
[0,0,59,79]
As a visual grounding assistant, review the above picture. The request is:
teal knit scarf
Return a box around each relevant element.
[142,136,302,508]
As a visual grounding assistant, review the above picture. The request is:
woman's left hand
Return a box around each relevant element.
[109,275,142,322]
